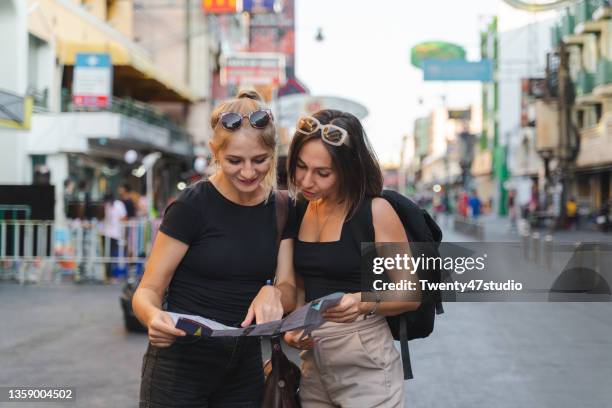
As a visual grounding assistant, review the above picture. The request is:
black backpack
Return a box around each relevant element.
[350,189,444,380]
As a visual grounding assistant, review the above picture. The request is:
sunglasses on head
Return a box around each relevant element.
[296,116,350,147]
[217,109,273,131]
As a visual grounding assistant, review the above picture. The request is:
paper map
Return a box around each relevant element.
[168,292,344,338]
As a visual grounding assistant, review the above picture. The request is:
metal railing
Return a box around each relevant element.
[0,218,161,284]
[60,91,191,146]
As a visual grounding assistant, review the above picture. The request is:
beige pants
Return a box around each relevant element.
[299,315,405,408]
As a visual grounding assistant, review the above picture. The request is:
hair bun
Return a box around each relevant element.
[236,89,263,102]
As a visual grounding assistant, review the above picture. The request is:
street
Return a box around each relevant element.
[1,219,611,408]
[0,284,146,408]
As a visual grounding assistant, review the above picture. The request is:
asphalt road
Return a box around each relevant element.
[1,217,611,408]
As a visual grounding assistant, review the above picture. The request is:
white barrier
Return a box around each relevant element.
[0,218,161,284]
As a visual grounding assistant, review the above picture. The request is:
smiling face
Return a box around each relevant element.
[295,139,339,202]
[211,127,274,194]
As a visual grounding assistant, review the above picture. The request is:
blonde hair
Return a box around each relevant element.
[209,90,277,191]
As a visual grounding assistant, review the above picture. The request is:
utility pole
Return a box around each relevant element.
[555,41,576,230]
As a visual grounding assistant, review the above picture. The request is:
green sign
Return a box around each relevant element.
[411,41,466,69]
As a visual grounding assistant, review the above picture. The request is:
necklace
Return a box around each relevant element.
[313,200,342,241]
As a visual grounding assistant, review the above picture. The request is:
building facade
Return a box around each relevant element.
[1,0,209,221]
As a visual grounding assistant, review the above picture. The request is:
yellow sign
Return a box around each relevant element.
[203,0,238,14]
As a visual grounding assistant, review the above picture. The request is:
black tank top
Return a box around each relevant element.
[293,198,374,302]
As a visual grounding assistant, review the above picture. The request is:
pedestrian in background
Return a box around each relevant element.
[118,183,136,219]
[283,110,420,407]
[566,196,578,230]
[76,180,94,220]
[469,190,482,219]
[597,198,611,233]
[133,90,297,407]
[508,189,517,231]
[101,191,127,283]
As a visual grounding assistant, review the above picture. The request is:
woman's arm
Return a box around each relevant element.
[364,197,422,315]
[323,198,421,323]
[274,238,297,312]
[132,231,189,347]
[241,238,297,327]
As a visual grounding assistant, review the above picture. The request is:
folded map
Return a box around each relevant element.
[168,292,344,338]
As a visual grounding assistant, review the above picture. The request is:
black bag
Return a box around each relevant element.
[262,336,302,408]
[261,191,301,408]
[350,189,444,380]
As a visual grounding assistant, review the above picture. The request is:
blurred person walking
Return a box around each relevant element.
[597,199,611,233]
[566,196,578,230]
[468,190,482,219]
[283,110,421,408]
[508,189,517,231]
[101,191,127,283]
[118,183,137,219]
[132,90,297,407]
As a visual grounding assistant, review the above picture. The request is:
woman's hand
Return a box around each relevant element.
[322,293,362,323]
[241,285,284,327]
[284,330,315,350]
[147,310,186,348]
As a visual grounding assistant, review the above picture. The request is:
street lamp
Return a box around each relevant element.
[132,152,162,217]
[315,27,324,42]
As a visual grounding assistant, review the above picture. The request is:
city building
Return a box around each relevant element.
[411,105,482,204]
[498,17,556,210]
[1,0,209,221]
[541,0,612,218]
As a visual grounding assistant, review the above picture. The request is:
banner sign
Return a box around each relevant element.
[243,0,279,13]
[423,59,493,82]
[202,0,237,14]
[72,53,113,109]
[221,53,286,86]
[448,109,472,120]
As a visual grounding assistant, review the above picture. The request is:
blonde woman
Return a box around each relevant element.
[133,91,296,407]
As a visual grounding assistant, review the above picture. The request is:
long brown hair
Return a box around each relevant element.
[287,109,383,216]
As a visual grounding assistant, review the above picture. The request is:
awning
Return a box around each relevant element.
[59,41,198,103]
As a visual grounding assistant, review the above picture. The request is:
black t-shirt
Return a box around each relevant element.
[159,181,295,325]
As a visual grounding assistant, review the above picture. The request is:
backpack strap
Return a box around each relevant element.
[274,190,289,250]
[348,198,376,248]
[272,190,290,287]
[348,196,414,380]
[399,315,413,380]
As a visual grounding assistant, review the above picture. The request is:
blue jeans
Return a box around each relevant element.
[139,336,263,407]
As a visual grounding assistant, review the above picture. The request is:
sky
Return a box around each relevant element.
[294,0,556,165]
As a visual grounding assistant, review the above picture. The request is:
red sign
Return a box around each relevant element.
[202,0,237,14]
[72,95,109,108]
[221,53,286,86]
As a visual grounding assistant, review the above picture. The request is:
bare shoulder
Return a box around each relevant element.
[371,197,407,242]
[371,197,396,219]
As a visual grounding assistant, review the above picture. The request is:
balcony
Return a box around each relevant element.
[52,91,193,156]
[575,1,595,28]
[574,0,608,33]
[596,59,612,86]
[594,59,612,95]
[575,70,595,96]
[593,0,612,20]
[551,25,562,49]
[576,115,612,168]
[561,12,576,38]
